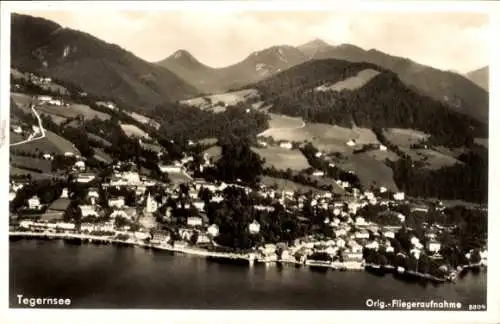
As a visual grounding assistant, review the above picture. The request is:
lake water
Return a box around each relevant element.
[9,240,487,310]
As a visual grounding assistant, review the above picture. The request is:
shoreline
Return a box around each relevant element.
[9,231,485,283]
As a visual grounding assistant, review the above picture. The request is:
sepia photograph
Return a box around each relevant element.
[1,1,499,323]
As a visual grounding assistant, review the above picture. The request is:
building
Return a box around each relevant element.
[146,193,158,213]
[109,196,125,209]
[383,230,395,239]
[187,216,203,227]
[393,192,405,201]
[279,142,293,150]
[426,240,441,253]
[379,144,388,151]
[249,220,261,234]
[27,196,41,210]
[76,173,96,183]
[193,201,205,212]
[12,125,22,134]
[346,139,356,147]
[312,170,324,177]
[158,164,184,174]
[79,205,98,218]
[74,160,86,171]
[207,224,219,237]
[354,230,370,239]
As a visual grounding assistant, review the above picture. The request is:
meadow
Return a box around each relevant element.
[383,128,430,147]
[251,146,310,171]
[13,130,80,155]
[120,123,151,140]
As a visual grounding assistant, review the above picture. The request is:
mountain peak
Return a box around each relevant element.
[302,38,330,47]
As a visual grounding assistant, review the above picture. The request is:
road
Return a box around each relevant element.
[10,103,46,147]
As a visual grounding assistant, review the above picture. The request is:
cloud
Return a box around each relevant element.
[16,10,488,73]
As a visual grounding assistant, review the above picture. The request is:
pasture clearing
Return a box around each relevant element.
[37,103,110,121]
[93,148,113,164]
[362,149,400,162]
[203,145,222,161]
[9,131,25,144]
[10,155,52,173]
[88,133,112,148]
[140,142,163,153]
[259,116,379,153]
[251,146,310,171]
[14,130,80,155]
[197,138,218,146]
[383,128,430,147]
[120,123,151,140]
[401,148,461,170]
[260,176,326,194]
[126,112,161,130]
[168,172,193,185]
[181,89,259,110]
[337,153,399,192]
[474,138,488,148]
[315,69,380,92]
[10,166,60,180]
[11,93,33,110]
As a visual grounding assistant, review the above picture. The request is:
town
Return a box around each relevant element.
[9,109,488,282]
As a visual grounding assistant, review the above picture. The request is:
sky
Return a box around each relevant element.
[16,10,489,73]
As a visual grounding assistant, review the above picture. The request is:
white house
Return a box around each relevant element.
[109,196,125,209]
[336,238,346,248]
[56,222,76,231]
[410,236,420,246]
[12,125,22,134]
[355,230,370,239]
[79,205,98,217]
[76,173,96,183]
[379,186,387,193]
[28,196,41,209]
[365,241,380,251]
[207,224,219,237]
[346,139,356,147]
[383,230,395,239]
[158,164,183,173]
[193,201,205,211]
[315,151,323,158]
[187,216,203,227]
[64,152,74,157]
[410,248,421,260]
[42,153,53,160]
[74,160,86,171]
[397,213,406,223]
[38,95,52,102]
[279,142,293,150]
[385,245,395,253]
[379,144,388,151]
[110,210,131,220]
[249,220,261,234]
[426,240,441,253]
[393,192,405,201]
[312,170,324,177]
[9,191,16,202]
[355,216,367,226]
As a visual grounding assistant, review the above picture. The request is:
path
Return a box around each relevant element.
[10,103,46,147]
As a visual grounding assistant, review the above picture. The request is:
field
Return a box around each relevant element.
[10,155,52,173]
[315,69,380,92]
[12,92,110,121]
[259,114,379,153]
[181,89,259,112]
[126,112,161,130]
[88,133,112,148]
[251,146,310,171]
[337,152,399,192]
[140,142,163,153]
[474,138,488,148]
[203,145,222,161]
[10,166,60,180]
[12,130,80,155]
[362,149,400,162]
[304,175,346,195]
[401,148,461,170]
[383,128,430,147]
[260,176,326,194]
[93,148,113,164]
[168,172,193,185]
[120,123,151,140]
[9,131,25,144]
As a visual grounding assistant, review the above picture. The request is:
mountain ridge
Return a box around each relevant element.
[11,13,200,111]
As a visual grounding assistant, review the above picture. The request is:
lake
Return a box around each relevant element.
[9,240,487,310]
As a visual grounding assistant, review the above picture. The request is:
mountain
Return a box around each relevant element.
[254,59,487,147]
[157,45,307,93]
[11,14,200,110]
[298,42,489,123]
[466,66,488,91]
[297,38,331,59]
